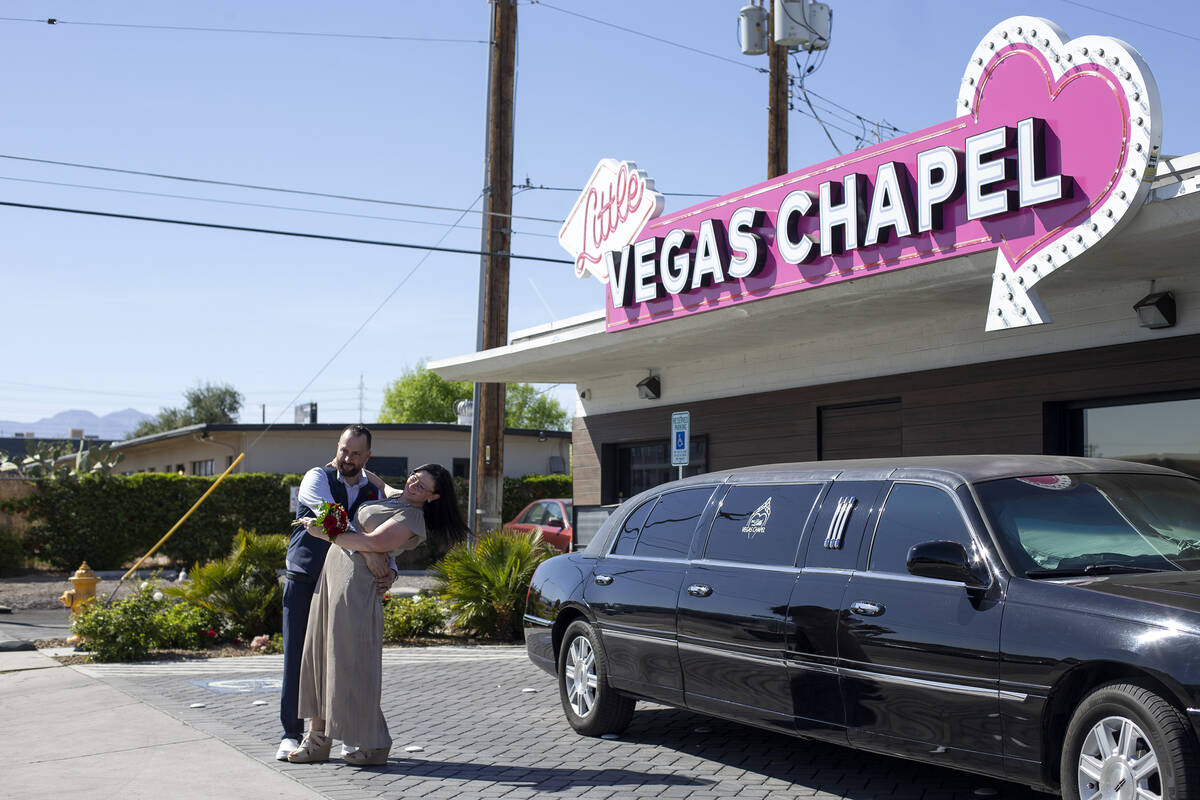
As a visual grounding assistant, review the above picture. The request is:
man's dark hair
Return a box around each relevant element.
[342,424,372,450]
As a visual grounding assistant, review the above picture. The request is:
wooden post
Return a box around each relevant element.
[471,0,517,534]
[768,7,789,179]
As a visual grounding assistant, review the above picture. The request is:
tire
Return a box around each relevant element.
[1061,681,1199,800]
[557,619,635,736]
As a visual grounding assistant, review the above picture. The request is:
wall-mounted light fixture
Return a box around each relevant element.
[636,374,662,400]
[1133,290,1176,329]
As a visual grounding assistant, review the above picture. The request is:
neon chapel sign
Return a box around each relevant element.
[560,16,1162,333]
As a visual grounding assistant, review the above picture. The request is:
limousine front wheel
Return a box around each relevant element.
[558,620,634,736]
[1061,681,1198,800]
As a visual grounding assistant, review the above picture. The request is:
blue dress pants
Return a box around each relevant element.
[280,573,317,741]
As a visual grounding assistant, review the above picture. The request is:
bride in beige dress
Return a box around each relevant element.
[288,463,468,766]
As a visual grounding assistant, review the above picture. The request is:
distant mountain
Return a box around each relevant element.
[0,408,152,441]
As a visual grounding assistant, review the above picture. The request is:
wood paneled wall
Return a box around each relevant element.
[572,334,1200,504]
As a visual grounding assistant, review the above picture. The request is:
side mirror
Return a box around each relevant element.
[907,540,988,587]
[546,517,565,529]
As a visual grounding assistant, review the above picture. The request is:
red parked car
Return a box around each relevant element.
[504,498,573,551]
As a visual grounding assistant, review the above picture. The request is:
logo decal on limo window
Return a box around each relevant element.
[742,497,773,537]
[1017,475,1076,490]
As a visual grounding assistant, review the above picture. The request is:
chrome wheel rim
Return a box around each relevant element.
[564,635,598,718]
[1077,714,1162,800]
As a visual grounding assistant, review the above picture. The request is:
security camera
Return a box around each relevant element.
[579,389,592,401]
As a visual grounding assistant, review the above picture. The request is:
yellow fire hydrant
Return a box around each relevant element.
[59,562,100,644]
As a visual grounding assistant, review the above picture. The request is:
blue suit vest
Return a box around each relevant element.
[287,466,380,578]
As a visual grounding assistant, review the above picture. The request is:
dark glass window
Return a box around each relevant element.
[611,498,656,556]
[634,487,715,559]
[704,484,822,566]
[369,456,409,480]
[869,483,973,573]
[609,436,708,503]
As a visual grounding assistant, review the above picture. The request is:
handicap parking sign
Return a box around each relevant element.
[671,411,690,467]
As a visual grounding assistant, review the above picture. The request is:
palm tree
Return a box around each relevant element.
[431,530,557,640]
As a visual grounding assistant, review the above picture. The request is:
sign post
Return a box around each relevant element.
[670,411,690,480]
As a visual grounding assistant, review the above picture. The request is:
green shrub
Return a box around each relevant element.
[4,470,570,572]
[17,474,136,570]
[431,529,557,641]
[165,529,287,639]
[73,582,169,662]
[158,600,223,650]
[73,580,227,661]
[0,525,24,576]
[382,593,447,639]
[7,472,298,570]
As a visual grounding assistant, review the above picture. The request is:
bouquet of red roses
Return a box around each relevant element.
[313,501,350,539]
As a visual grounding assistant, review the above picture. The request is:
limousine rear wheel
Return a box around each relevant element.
[1061,681,1198,800]
[558,620,634,736]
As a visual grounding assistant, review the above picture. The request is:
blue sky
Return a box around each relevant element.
[2,0,1198,430]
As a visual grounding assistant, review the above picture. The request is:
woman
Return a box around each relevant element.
[288,463,468,766]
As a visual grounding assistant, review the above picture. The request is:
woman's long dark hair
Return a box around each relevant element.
[414,463,469,541]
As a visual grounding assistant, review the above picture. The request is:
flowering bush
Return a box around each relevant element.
[158,600,223,650]
[73,580,224,662]
[382,593,447,640]
[249,633,283,653]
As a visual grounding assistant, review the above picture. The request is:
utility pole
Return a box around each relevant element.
[767,7,789,179]
[469,0,516,537]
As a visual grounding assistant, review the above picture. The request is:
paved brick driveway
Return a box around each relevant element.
[78,647,1057,800]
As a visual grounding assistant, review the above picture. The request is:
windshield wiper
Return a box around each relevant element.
[1025,563,1172,578]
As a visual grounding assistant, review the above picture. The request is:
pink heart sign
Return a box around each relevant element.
[595,16,1162,333]
[962,17,1162,329]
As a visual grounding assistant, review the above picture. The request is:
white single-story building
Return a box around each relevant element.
[111,422,571,480]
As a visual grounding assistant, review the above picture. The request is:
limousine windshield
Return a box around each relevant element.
[974,472,1200,577]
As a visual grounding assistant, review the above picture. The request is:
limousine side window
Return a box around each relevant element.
[633,487,716,559]
[868,483,974,573]
[610,498,657,556]
[703,484,823,566]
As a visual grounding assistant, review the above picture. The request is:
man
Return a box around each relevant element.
[276,424,394,760]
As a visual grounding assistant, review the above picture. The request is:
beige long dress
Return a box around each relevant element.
[297,499,426,749]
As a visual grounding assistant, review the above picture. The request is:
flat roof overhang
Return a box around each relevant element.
[432,154,1200,385]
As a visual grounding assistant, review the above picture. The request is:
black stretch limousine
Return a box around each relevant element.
[524,456,1200,799]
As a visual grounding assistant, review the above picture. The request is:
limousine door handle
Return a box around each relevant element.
[687,584,713,597]
[849,600,885,617]
[593,574,614,586]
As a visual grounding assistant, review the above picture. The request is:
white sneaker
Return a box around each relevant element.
[275,737,300,761]
[341,745,358,758]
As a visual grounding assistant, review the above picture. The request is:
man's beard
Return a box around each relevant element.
[338,462,362,480]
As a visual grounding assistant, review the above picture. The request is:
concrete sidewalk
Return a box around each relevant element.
[0,648,323,799]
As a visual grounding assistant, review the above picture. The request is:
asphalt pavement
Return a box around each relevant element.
[0,595,1058,799]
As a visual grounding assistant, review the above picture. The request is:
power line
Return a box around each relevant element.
[530,2,904,153]
[532,1,767,74]
[0,16,488,44]
[247,191,487,450]
[0,200,573,263]
[0,379,163,399]
[1049,0,1200,43]
[0,175,558,238]
[516,179,717,200]
[0,154,562,224]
